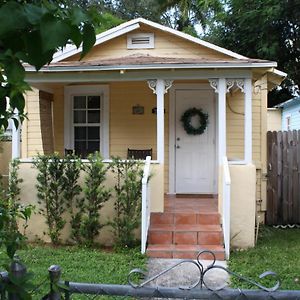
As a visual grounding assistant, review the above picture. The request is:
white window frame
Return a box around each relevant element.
[64,85,109,158]
[127,33,154,49]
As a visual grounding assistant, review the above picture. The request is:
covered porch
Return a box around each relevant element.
[13,69,259,257]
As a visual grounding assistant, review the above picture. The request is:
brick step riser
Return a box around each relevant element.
[147,250,225,260]
[150,213,220,226]
[148,231,223,245]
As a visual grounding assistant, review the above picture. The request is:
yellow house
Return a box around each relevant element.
[13,18,285,259]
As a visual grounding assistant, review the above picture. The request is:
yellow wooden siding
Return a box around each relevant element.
[226,76,268,220]
[22,89,44,157]
[52,87,64,154]
[65,25,232,62]
[110,81,157,158]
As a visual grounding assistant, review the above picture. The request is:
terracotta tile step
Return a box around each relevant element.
[150,212,220,225]
[149,224,222,232]
[146,244,225,260]
[148,230,223,245]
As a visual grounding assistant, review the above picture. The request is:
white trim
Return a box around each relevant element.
[244,78,252,163]
[25,62,277,73]
[64,85,109,159]
[19,158,160,165]
[53,18,248,62]
[156,79,165,164]
[26,69,253,83]
[127,33,154,49]
[11,110,21,159]
[52,23,140,62]
[168,83,217,194]
[217,78,226,165]
[272,68,287,77]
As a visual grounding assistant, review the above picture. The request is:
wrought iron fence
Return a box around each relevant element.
[1,250,300,299]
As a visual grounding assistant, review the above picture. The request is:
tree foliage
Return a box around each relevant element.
[158,0,222,35]
[206,0,300,106]
[0,1,97,130]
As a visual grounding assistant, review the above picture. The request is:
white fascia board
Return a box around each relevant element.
[272,68,287,77]
[25,61,277,73]
[52,22,140,62]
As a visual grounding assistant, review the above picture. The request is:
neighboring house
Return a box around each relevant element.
[13,18,285,259]
[276,96,300,131]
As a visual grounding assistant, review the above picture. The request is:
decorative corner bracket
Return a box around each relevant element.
[147,79,173,94]
[147,79,157,94]
[208,79,218,93]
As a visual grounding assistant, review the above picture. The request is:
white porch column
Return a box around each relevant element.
[156,79,165,163]
[244,78,252,163]
[147,79,173,163]
[11,110,21,159]
[209,78,227,165]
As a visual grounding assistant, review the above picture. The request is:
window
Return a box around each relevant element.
[65,86,109,159]
[73,95,101,157]
[127,33,154,49]
[286,116,291,131]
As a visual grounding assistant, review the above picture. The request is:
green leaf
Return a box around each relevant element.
[0,2,28,37]
[69,26,83,48]
[24,3,46,25]
[81,23,96,59]
[40,14,71,53]
[5,57,25,84]
[70,7,88,25]
[23,30,54,69]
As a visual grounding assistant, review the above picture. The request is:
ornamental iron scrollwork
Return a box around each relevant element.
[128,250,280,292]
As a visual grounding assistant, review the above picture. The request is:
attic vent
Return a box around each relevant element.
[127,33,154,49]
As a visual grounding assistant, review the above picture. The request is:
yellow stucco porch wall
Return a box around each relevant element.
[18,162,163,245]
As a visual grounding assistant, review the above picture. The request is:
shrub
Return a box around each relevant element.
[33,153,66,245]
[109,157,144,248]
[62,154,82,243]
[80,152,111,247]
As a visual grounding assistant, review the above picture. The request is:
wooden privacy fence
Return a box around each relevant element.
[267,130,300,225]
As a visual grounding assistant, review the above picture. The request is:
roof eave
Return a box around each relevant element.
[25,62,278,73]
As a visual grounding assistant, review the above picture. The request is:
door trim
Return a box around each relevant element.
[169,83,217,194]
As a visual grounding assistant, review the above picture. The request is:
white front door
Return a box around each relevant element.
[175,89,215,193]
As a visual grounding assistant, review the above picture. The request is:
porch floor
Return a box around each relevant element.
[164,195,218,213]
[146,195,225,260]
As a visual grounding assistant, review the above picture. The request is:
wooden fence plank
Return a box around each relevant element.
[267,130,300,225]
[287,131,293,223]
[292,130,298,224]
[266,131,273,224]
[282,131,288,224]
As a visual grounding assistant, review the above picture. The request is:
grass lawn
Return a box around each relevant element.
[229,226,300,290]
[0,245,146,299]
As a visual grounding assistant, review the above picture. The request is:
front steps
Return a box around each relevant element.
[146,212,225,260]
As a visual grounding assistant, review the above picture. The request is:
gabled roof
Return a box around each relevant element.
[52,18,248,62]
[276,96,300,108]
[25,54,277,72]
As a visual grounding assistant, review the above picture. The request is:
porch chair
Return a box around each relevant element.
[127,148,152,160]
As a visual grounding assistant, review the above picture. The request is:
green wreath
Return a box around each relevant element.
[180,107,208,135]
